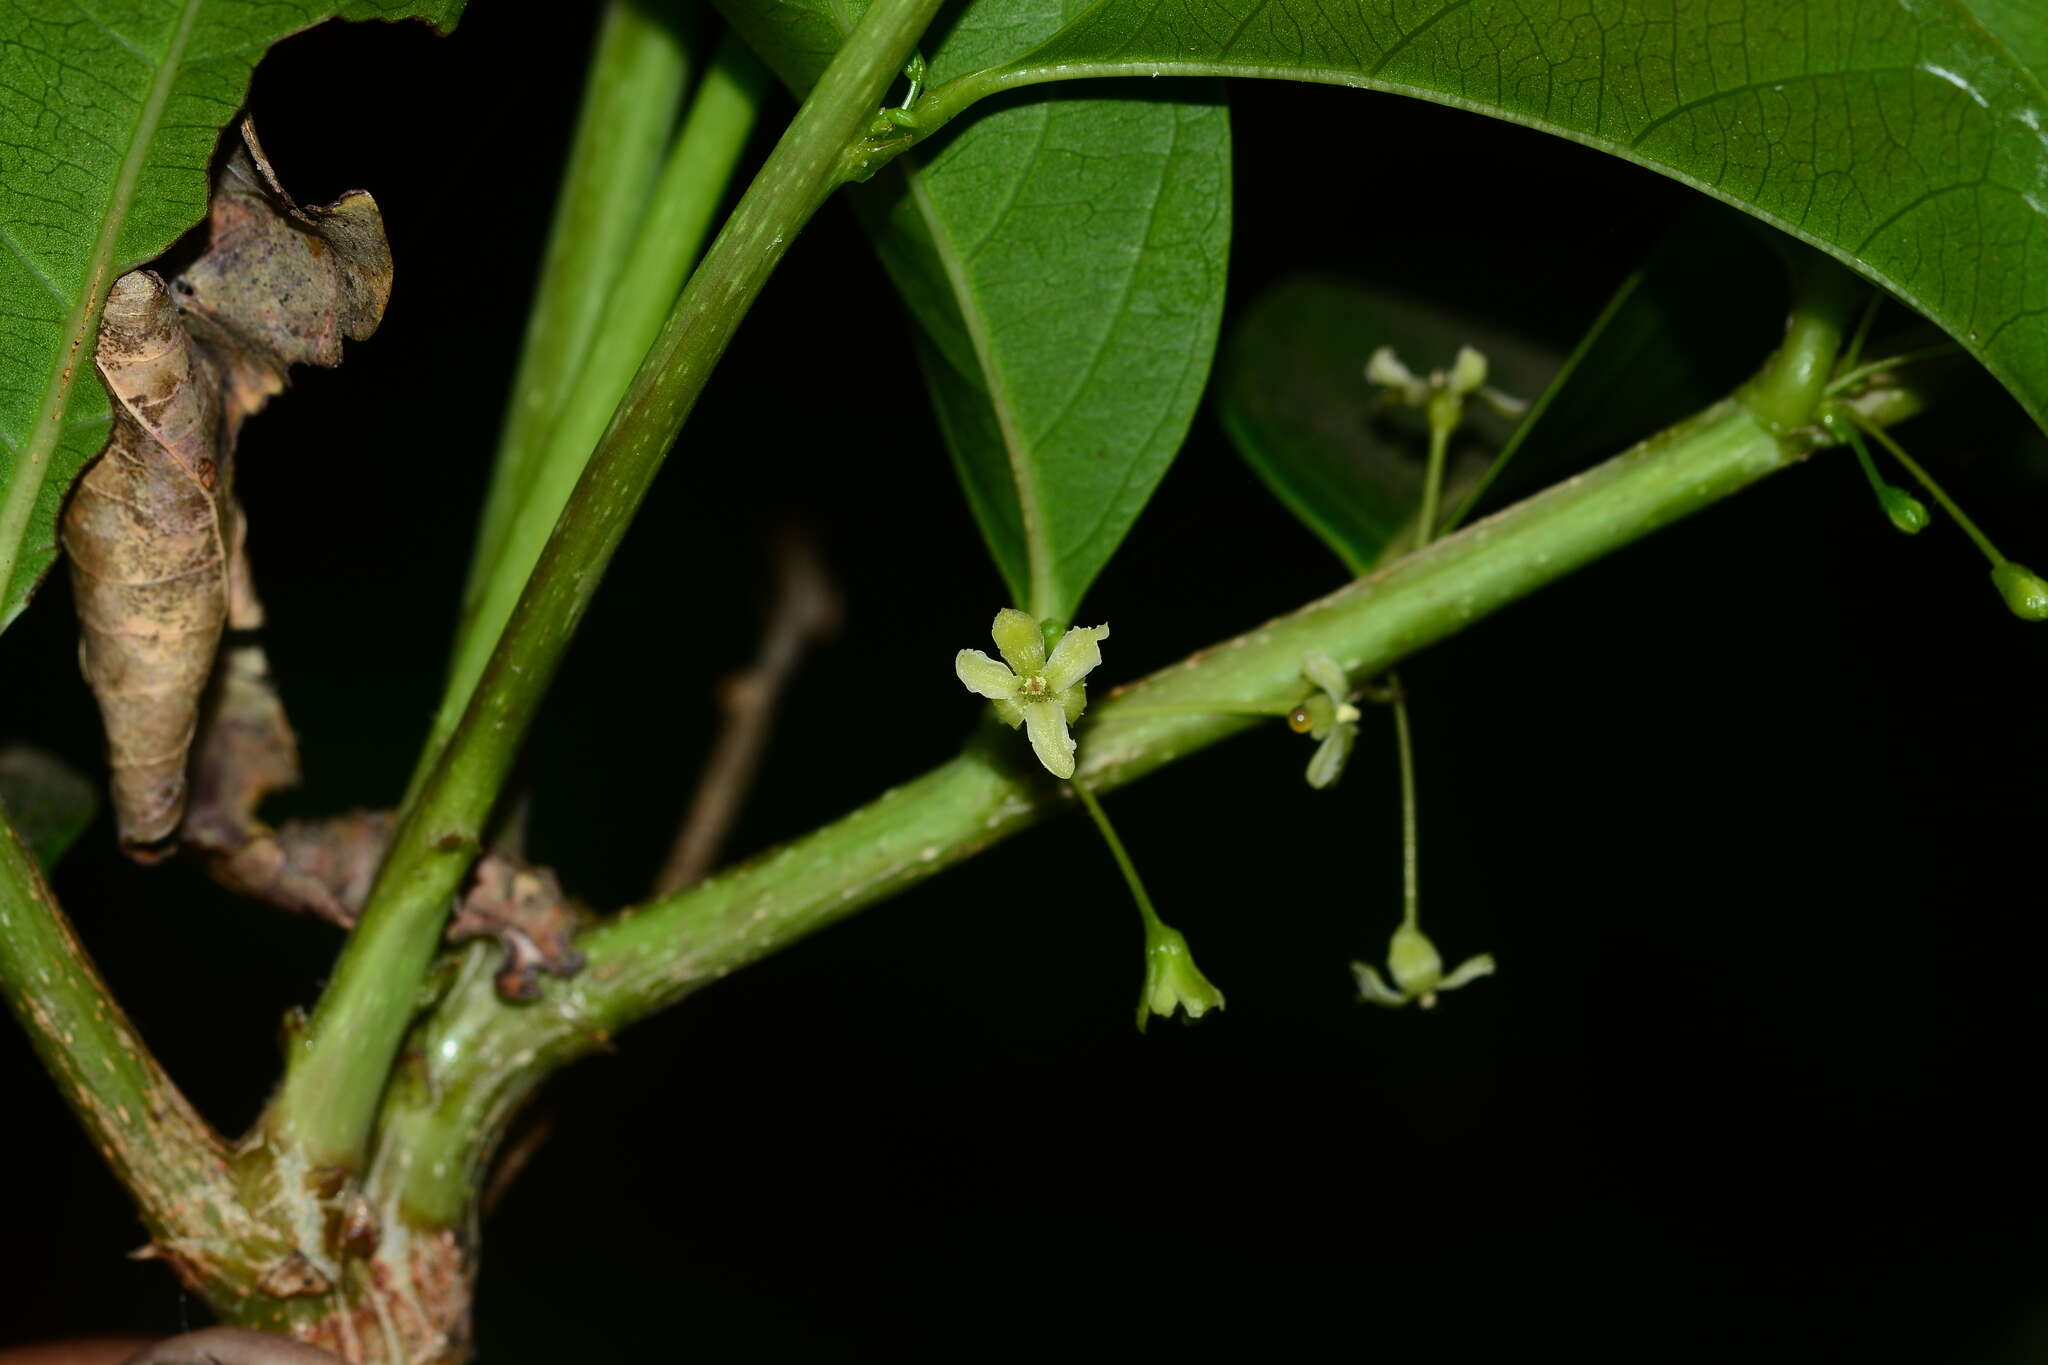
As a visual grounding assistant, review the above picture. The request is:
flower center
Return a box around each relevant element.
[1022,674,1050,697]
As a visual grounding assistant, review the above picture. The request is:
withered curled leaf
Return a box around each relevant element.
[62,119,392,855]
[184,648,587,999]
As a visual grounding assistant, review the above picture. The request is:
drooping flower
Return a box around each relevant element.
[1353,923,1495,1010]
[956,609,1110,779]
[1136,919,1226,1032]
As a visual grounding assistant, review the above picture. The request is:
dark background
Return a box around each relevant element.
[5,3,2048,1360]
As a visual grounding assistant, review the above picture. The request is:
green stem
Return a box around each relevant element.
[425,35,770,798]
[372,387,1865,1224]
[1105,700,1297,719]
[1387,674,1419,930]
[1837,290,1881,378]
[1445,271,1643,536]
[1839,420,1894,503]
[1418,396,1453,544]
[1075,783,1166,934]
[460,0,690,645]
[1851,412,2004,564]
[267,0,945,1172]
[1738,250,1865,433]
[1826,342,1965,399]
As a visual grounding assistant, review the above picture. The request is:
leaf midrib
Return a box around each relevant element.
[0,0,206,602]
[904,157,1056,616]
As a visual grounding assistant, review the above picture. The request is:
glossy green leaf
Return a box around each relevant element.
[1964,0,2048,88]
[720,0,1231,620]
[0,0,465,632]
[935,0,2048,434]
[0,744,97,870]
[1217,280,1554,574]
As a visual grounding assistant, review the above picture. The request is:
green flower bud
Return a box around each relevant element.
[1992,562,2048,620]
[1877,485,1929,535]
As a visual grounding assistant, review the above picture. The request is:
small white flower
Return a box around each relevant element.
[956,609,1110,779]
[1366,343,1528,419]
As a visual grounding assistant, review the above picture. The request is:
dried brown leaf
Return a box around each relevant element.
[62,120,391,855]
[183,653,584,996]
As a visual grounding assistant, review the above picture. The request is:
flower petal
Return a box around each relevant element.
[991,695,1026,728]
[1352,961,1408,1008]
[1306,723,1355,790]
[1365,345,1424,403]
[1438,953,1497,992]
[1042,622,1109,692]
[956,649,1021,700]
[1301,652,1349,707]
[1023,698,1076,779]
[990,608,1045,675]
[1057,681,1087,724]
[1447,344,1488,396]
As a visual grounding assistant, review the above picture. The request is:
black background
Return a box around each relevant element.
[5,3,2048,1360]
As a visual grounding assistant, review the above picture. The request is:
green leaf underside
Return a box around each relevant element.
[719,0,1231,621]
[1217,278,1556,574]
[956,0,2048,435]
[0,0,464,630]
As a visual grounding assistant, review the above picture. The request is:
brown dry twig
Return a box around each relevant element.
[653,531,842,895]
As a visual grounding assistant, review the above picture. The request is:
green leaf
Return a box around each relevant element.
[0,744,97,870]
[0,0,465,632]
[938,0,2048,434]
[1225,212,1785,574]
[1964,0,2048,88]
[720,0,1231,620]
[1216,279,1554,575]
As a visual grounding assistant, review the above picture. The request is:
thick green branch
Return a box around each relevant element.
[0,817,295,1299]
[264,0,947,1173]
[373,377,1940,1224]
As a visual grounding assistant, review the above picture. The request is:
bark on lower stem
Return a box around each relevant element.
[0,824,304,1306]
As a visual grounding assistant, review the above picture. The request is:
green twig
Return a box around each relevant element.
[1738,250,1865,433]
[368,375,1947,1223]
[460,0,691,649]
[265,0,947,1172]
[425,34,770,798]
